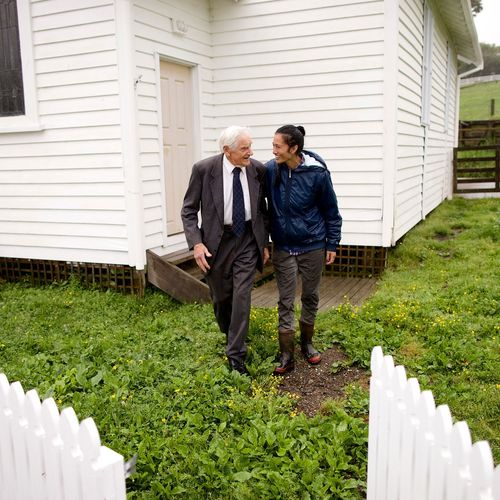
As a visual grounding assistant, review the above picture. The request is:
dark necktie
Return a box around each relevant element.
[232,168,245,237]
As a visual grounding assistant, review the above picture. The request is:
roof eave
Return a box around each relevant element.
[436,0,483,70]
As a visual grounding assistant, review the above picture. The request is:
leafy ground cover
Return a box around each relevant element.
[0,197,498,498]
[460,81,500,120]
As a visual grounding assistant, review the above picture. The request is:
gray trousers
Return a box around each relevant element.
[272,248,324,331]
[205,224,259,363]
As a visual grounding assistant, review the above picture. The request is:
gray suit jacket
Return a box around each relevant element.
[181,154,269,272]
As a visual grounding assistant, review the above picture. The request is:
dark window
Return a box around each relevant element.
[0,0,25,116]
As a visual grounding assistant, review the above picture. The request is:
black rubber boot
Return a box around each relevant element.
[273,330,295,375]
[299,320,321,365]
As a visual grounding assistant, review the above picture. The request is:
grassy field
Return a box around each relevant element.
[460,80,500,120]
[0,197,498,498]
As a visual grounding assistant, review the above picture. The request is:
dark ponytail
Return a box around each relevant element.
[274,125,306,188]
[275,125,306,155]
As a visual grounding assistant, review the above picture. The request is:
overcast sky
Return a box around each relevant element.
[473,0,500,46]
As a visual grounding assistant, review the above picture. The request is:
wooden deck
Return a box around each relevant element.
[251,275,378,311]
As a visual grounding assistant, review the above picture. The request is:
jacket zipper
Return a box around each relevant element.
[285,167,292,239]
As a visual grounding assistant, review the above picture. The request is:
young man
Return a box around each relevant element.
[266,125,342,375]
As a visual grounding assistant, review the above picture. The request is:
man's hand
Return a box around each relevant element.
[326,251,336,265]
[263,247,270,265]
[193,243,212,273]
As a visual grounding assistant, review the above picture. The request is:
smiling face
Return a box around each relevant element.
[272,133,298,166]
[224,133,253,167]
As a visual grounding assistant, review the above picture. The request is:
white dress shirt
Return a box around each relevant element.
[223,155,251,225]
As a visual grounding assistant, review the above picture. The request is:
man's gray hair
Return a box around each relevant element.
[218,126,251,152]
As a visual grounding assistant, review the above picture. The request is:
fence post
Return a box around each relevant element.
[496,146,500,191]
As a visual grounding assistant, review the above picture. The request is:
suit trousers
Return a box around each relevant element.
[205,223,259,363]
[272,248,324,331]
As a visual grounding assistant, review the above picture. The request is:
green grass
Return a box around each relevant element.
[0,198,498,497]
[0,283,367,498]
[460,81,500,120]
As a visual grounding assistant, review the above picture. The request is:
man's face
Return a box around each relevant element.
[224,133,253,166]
[272,133,297,164]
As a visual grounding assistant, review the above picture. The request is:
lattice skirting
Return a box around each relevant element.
[0,246,387,296]
[325,245,388,277]
[0,258,146,296]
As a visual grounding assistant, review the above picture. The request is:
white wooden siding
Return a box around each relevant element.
[393,0,458,243]
[393,0,425,243]
[0,0,127,265]
[210,0,386,247]
[423,10,457,215]
[132,0,212,252]
[0,0,467,267]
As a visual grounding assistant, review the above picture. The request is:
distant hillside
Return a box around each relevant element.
[460,81,500,120]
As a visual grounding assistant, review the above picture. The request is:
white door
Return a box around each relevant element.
[160,60,194,235]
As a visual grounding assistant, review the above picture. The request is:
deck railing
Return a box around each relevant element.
[453,145,500,194]
[367,346,500,500]
[0,373,126,500]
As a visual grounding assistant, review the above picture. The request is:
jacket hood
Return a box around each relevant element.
[298,150,327,171]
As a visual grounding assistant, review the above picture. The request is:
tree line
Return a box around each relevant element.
[475,43,500,77]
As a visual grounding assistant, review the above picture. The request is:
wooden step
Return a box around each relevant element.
[146,249,274,304]
[146,250,211,304]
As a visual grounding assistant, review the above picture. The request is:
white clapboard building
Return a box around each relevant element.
[0,0,482,296]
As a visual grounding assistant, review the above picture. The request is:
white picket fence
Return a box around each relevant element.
[0,373,126,500]
[367,346,500,500]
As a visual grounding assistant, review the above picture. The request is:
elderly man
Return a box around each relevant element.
[181,126,269,375]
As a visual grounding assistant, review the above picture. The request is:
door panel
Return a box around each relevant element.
[160,60,193,235]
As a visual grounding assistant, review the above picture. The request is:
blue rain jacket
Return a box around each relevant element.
[265,150,342,254]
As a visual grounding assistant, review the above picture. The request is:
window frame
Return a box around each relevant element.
[0,0,43,133]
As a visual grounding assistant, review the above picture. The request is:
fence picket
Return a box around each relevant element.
[468,441,495,500]
[446,421,472,500]
[60,407,83,500]
[367,346,384,500]
[428,405,453,499]
[0,373,125,499]
[398,377,420,499]
[368,347,499,500]
[42,397,65,500]
[493,466,500,499]
[24,389,47,500]
[374,355,395,500]
[413,390,436,500]
[79,418,101,500]
[10,381,31,500]
[386,365,407,500]
[0,374,16,500]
